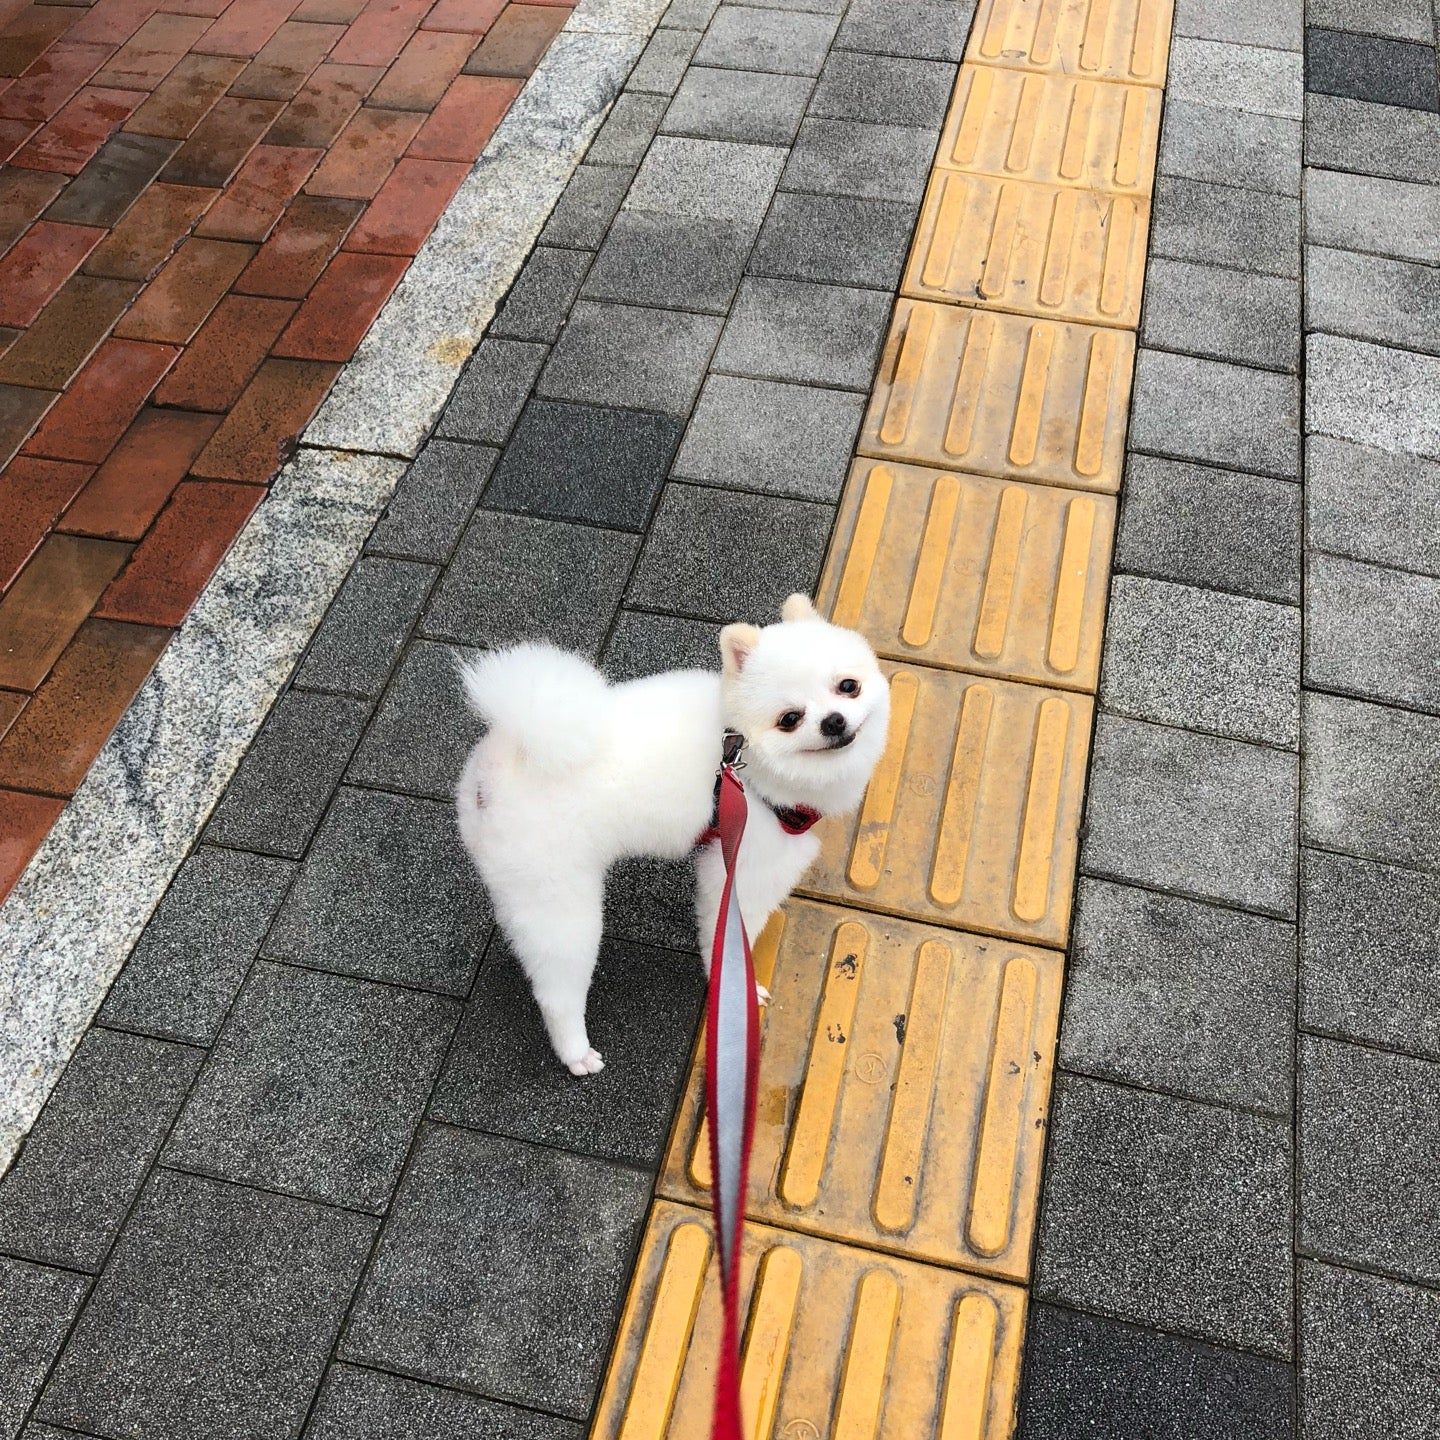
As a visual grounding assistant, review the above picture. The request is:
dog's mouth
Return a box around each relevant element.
[808,730,857,753]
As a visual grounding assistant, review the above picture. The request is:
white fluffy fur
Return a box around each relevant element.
[455,595,890,1075]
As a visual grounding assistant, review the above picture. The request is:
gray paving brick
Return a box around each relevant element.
[628,482,834,620]
[626,135,786,227]
[537,163,632,250]
[602,609,721,680]
[1166,36,1303,118]
[1306,244,1440,356]
[1131,347,1300,479]
[750,190,918,290]
[431,936,703,1166]
[581,211,752,314]
[38,1170,373,1440]
[1302,849,1440,1061]
[423,510,638,655]
[674,373,864,501]
[0,1258,88,1439]
[1303,691,1440,871]
[660,0,718,27]
[1083,712,1299,917]
[366,441,496,565]
[1035,1075,1292,1355]
[1101,574,1300,747]
[1306,437,1440,578]
[1141,256,1299,371]
[1305,27,1439,113]
[1150,174,1300,278]
[626,27,701,95]
[491,247,592,343]
[165,963,456,1212]
[1308,0,1433,40]
[99,847,295,1045]
[1300,1036,1440,1287]
[1300,1261,1440,1440]
[1307,168,1440,266]
[1305,93,1440,184]
[1173,0,1302,47]
[203,690,369,859]
[0,1029,199,1272]
[485,397,682,530]
[436,340,548,447]
[294,557,435,699]
[1306,333,1440,463]
[781,116,936,202]
[1061,878,1295,1114]
[808,50,956,128]
[342,1126,651,1418]
[1019,1303,1294,1440]
[1116,455,1301,604]
[714,275,890,389]
[661,66,811,144]
[586,92,667,166]
[1158,98,1300,195]
[834,0,973,61]
[693,5,838,75]
[265,787,492,996]
[604,855,699,951]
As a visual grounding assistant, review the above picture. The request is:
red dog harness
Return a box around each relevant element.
[696,730,822,846]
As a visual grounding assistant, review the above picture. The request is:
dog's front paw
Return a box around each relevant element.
[566,1047,605,1077]
[756,983,771,1006]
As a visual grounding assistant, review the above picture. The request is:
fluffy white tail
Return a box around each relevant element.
[458,643,610,774]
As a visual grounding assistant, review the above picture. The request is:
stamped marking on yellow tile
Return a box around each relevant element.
[860,300,1133,493]
[818,458,1115,691]
[659,899,1061,1282]
[904,169,1149,327]
[937,67,1163,196]
[592,1200,1027,1440]
[969,0,1174,86]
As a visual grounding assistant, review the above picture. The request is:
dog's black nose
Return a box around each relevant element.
[820,712,847,738]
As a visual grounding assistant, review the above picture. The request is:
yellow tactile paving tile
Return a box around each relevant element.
[592,1200,1027,1440]
[859,300,1133,493]
[818,458,1115,691]
[937,67,1163,196]
[903,169,1149,327]
[659,899,1061,1282]
[801,663,1092,947]
[969,0,1174,87]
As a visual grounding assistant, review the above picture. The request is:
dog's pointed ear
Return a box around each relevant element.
[719,623,761,675]
[781,593,819,623]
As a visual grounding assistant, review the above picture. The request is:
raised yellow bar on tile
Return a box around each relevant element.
[969,0,1175,86]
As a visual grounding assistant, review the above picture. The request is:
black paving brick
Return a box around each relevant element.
[781,117,937,202]
[604,855,700,952]
[749,190,918,291]
[165,963,458,1212]
[602,609,721,681]
[44,133,178,227]
[1305,27,1440,112]
[538,164,633,249]
[366,442,498,565]
[436,339,549,448]
[661,66,812,145]
[0,1258,89,1438]
[834,0,972,61]
[581,211,752,314]
[808,50,956,128]
[491,247,593,344]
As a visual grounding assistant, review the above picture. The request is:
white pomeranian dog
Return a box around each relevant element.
[455,594,890,1076]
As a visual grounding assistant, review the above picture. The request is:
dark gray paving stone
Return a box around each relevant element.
[294,557,435,699]
[1100,574,1300,747]
[0,1029,199,1272]
[626,27,701,95]
[1306,244,1440,356]
[486,398,682,530]
[431,936,703,1166]
[436,339,548,447]
[693,5,838,76]
[1061,878,1295,1114]
[1302,849,1440,1061]
[714,275,890,390]
[38,1170,374,1440]
[366,441,497,565]
[1141,256,1300,372]
[1130,347,1300,479]
[604,855,699,951]
[1158,98,1301,195]
[602,610,721,681]
[1034,1075,1292,1355]
[1300,1261,1440,1440]
[1306,168,1440,266]
[348,641,476,802]
[1306,553,1440,713]
[1300,1036,1440,1287]
[628,482,834,621]
[1174,0,1303,48]
[423,510,638,654]
[1303,691,1440,871]
[674,373,864,501]
[265,787,491,996]
[808,50,956,128]
[1116,455,1301,604]
[750,190,917,290]
[581,210,752,314]
[661,66,812,144]
[43,133,177,226]
[1083,712,1299,917]
[1308,434,1440,576]
[491,247,592,344]
[1150,174,1300,279]
[1019,1303,1294,1440]
[781,117,936,202]
[626,135,786,227]
[99,846,295,1045]
[1305,26,1439,112]
[587,92,667,167]
[0,1258,88,1439]
[166,963,457,1212]
[1305,93,1440,185]
[661,0,718,24]
[341,1126,651,1418]
[834,0,973,60]
[1308,0,1432,40]
[536,299,722,416]
[202,690,370,860]
[537,163,631,249]
[307,1364,582,1440]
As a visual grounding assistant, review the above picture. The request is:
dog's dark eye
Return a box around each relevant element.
[837,678,860,696]
[777,710,804,732]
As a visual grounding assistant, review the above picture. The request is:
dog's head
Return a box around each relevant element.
[719,595,889,800]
